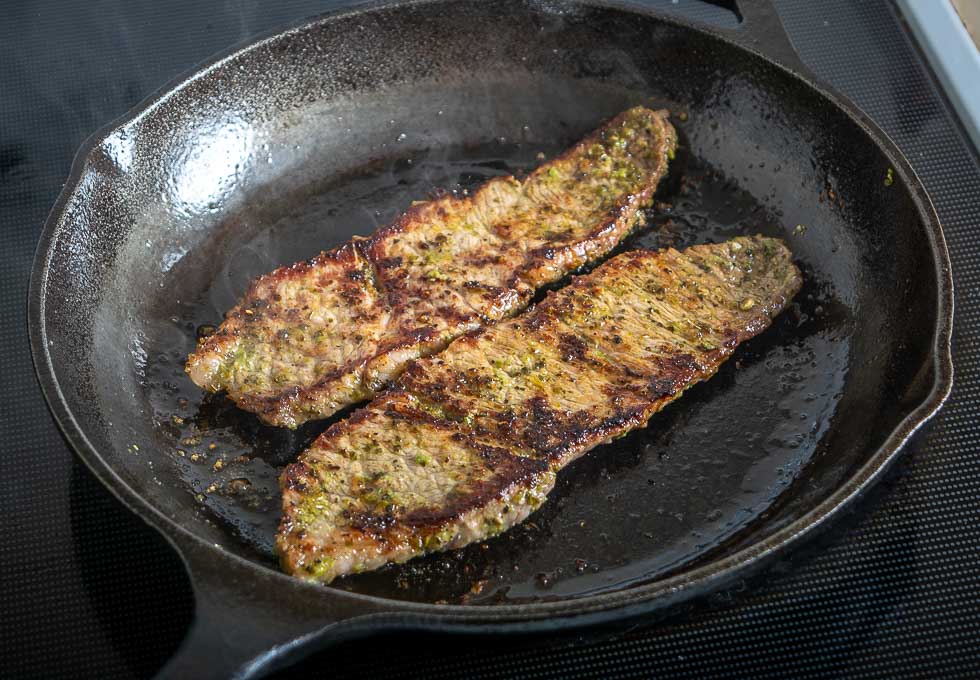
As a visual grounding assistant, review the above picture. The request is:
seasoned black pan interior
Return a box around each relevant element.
[37,1,943,606]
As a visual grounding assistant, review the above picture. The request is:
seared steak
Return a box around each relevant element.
[277,236,802,583]
[186,107,677,428]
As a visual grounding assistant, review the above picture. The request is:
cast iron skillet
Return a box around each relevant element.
[29,0,953,677]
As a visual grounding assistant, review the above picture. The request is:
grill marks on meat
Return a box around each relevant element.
[185,107,677,428]
[277,236,802,583]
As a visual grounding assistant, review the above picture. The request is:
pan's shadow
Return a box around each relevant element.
[69,459,194,678]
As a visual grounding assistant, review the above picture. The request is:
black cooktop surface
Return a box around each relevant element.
[2,1,978,677]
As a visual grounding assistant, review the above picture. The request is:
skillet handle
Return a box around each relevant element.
[722,0,820,82]
[154,532,383,680]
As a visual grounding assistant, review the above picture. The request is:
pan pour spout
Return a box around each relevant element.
[185,107,677,428]
[277,236,802,583]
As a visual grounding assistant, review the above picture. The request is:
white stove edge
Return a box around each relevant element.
[896,0,980,153]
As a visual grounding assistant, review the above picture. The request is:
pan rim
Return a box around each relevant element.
[28,0,954,623]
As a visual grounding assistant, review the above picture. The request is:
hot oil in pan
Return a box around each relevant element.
[144,129,851,604]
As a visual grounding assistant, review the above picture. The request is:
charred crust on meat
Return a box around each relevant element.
[648,378,678,398]
[282,462,315,492]
[402,454,549,528]
[558,333,590,362]
[344,510,397,536]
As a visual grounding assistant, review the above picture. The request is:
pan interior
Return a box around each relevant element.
[41,1,941,605]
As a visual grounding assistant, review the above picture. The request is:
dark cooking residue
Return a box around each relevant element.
[141,125,851,605]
